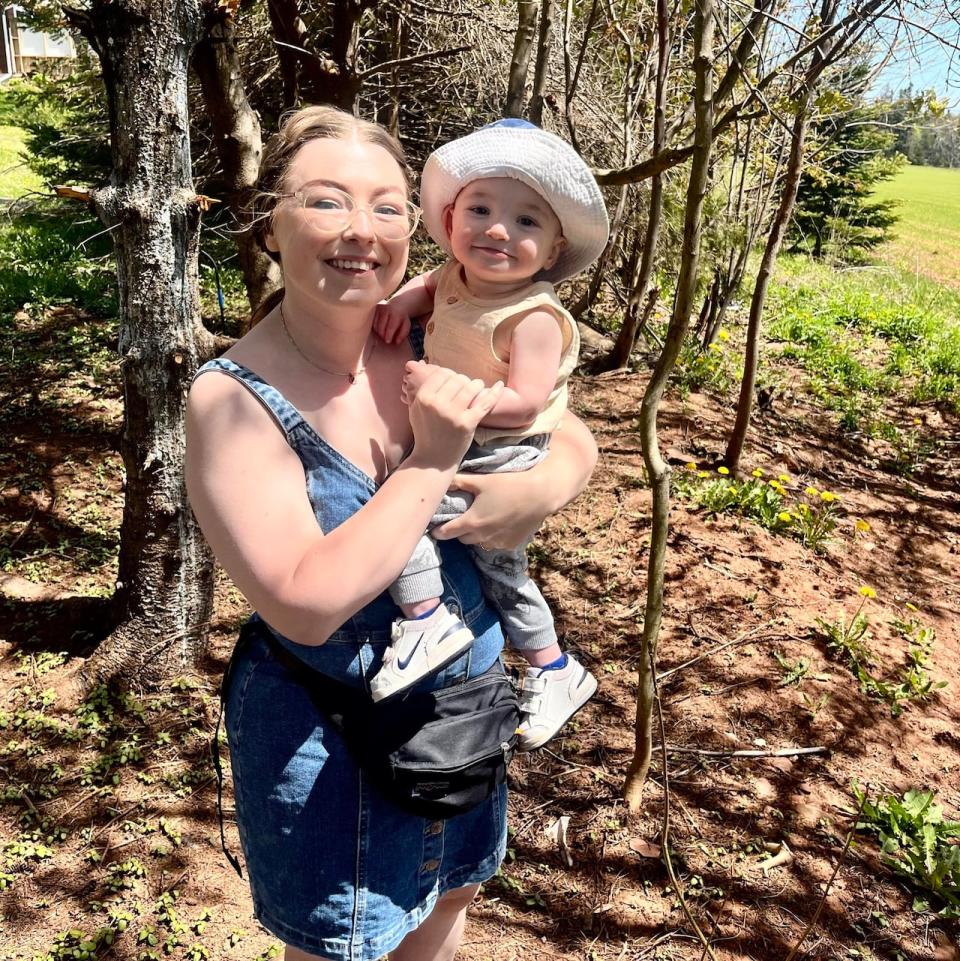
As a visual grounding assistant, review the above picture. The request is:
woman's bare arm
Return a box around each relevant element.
[186,369,500,646]
[432,409,597,550]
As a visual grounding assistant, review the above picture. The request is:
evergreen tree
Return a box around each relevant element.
[792,67,904,260]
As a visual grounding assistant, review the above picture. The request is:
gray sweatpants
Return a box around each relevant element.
[388,435,556,652]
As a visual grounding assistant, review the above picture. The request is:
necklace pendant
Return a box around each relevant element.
[347,373,356,385]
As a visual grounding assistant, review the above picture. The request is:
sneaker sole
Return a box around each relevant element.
[369,628,475,703]
[518,670,598,752]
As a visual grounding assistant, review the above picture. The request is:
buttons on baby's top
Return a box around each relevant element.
[426,321,436,334]
[446,295,458,305]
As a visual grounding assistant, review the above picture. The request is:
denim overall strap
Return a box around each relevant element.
[409,324,425,361]
[194,357,306,441]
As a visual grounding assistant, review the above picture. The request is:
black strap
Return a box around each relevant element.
[211,622,260,879]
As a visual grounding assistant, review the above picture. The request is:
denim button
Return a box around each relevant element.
[426,821,443,836]
[446,296,458,304]
[422,858,440,872]
[427,321,436,334]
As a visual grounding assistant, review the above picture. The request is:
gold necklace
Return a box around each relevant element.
[278,302,374,385]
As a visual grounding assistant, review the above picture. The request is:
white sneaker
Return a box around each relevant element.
[369,604,475,703]
[515,654,597,751]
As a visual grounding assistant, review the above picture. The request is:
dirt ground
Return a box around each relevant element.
[1,307,958,960]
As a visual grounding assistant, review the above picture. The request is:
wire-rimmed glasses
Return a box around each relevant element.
[283,183,421,240]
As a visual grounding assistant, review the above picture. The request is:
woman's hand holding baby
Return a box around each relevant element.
[406,365,502,471]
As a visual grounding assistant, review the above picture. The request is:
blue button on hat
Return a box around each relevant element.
[420,120,610,284]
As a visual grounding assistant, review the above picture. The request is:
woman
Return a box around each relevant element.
[185,106,597,961]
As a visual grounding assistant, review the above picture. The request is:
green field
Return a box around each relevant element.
[873,164,960,291]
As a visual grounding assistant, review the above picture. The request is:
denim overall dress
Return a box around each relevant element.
[197,358,509,960]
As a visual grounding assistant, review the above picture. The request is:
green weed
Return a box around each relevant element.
[816,592,946,716]
[770,256,960,415]
[675,466,840,552]
[852,783,960,917]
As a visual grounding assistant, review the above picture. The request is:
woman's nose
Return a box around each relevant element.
[343,208,377,243]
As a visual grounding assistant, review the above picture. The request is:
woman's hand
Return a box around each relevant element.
[407,367,503,470]
[433,410,597,550]
[432,470,547,550]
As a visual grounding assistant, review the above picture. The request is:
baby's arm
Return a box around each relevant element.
[373,269,440,344]
[480,309,563,430]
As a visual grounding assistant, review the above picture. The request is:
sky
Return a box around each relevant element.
[869,18,960,109]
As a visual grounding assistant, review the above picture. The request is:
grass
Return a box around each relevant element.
[872,165,960,291]
[768,254,960,422]
[0,86,45,199]
[0,123,44,198]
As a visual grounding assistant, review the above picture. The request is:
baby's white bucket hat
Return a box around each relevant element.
[420,119,610,284]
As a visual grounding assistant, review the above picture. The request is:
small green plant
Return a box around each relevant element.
[817,592,946,716]
[774,652,809,687]
[676,466,841,552]
[853,783,960,917]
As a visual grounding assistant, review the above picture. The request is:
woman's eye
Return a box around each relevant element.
[308,196,346,212]
[374,203,403,217]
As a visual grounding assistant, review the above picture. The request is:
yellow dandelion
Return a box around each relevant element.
[752,468,764,478]
[686,462,697,471]
[804,486,819,497]
[798,503,811,514]
[858,586,877,599]
[855,519,871,532]
[697,471,710,478]
[905,602,918,612]
[717,466,730,475]
[820,491,837,503]
[778,511,793,522]
[727,485,738,494]
[718,329,731,341]
[778,474,791,484]
[770,481,785,495]
[708,343,723,352]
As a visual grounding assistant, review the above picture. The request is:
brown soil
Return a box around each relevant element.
[1,309,958,960]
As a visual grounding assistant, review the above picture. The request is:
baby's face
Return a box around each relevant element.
[444,177,565,293]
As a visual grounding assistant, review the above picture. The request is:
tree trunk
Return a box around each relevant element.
[528,0,554,124]
[724,99,810,472]
[724,0,843,472]
[505,0,538,118]
[603,0,669,371]
[66,0,216,687]
[623,0,715,812]
[193,8,281,318]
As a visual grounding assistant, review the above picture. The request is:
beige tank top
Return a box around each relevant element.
[422,261,580,446]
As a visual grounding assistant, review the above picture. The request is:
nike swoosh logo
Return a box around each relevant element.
[396,634,423,671]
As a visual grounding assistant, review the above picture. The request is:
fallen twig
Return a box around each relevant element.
[665,745,827,759]
[658,625,775,681]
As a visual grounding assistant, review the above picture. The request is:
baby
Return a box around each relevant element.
[371,119,609,751]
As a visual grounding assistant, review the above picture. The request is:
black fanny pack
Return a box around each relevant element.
[213,622,519,875]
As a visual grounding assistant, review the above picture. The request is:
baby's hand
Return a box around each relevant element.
[373,301,412,344]
[402,360,445,405]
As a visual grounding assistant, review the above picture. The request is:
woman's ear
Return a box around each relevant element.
[264,225,280,254]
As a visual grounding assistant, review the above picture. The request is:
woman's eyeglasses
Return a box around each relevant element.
[283,185,421,240]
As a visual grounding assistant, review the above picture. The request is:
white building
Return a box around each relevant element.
[1,6,76,80]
